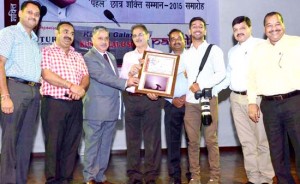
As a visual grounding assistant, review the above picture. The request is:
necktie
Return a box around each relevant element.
[103,53,110,63]
[103,53,114,72]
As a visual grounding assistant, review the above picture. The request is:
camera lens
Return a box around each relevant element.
[202,114,212,126]
[200,98,212,126]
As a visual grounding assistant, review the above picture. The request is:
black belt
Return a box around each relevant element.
[7,77,41,87]
[128,92,145,96]
[233,91,247,95]
[43,95,72,101]
[262,90,300,101]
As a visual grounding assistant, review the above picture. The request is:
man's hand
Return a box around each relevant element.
[190,83,200,93]
[129,64,141,77]
[1,95,14,114]
[127,77,139,87]
[172,95,186,108]
[248,104,260,123]
[147,93,159,101]
[138,58,145,65]
[68,84,85,100]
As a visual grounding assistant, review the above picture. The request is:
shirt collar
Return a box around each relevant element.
[17,22,38,41]
[266,34,286,46]
[190,40,208,50]
[170,48,186,55]
[134,45,151,54]
[93,46,107,56]
[50,42,75,52]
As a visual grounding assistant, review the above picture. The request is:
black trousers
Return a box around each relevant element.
[0,80,40,184]
[261,94,300,184]
[164,100,190,180]
[123,92,162,182]
[41,97,83,184]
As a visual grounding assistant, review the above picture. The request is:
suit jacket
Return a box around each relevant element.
[83,47,126,121]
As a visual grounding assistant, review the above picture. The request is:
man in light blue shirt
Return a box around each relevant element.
[164,29,191,184]
[0,1,42,183]
[215,16,274,184]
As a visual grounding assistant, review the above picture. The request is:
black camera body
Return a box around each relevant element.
[194,88,213,126]
[194,88,212,100]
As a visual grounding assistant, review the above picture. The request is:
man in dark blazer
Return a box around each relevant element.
[83,26,139,184]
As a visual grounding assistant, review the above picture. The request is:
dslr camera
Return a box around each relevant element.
[194,88,213,126]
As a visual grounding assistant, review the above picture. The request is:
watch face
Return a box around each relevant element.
[49,0,76,8]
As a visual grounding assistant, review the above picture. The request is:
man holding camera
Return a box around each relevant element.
[182,17,226,184]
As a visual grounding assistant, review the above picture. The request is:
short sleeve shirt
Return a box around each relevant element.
[0,22,41,82]
[41,43,89,99]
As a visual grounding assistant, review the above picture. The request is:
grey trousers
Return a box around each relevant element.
[0,80,40,184]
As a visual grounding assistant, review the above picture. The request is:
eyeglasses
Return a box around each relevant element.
[132,33,144,39]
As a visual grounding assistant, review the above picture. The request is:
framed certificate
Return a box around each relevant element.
[135,51,180,98]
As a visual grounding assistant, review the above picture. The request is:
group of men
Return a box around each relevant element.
[0,1,300,184]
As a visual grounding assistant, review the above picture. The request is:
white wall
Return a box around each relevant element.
[1,0,300,152]
[217,0,300,146]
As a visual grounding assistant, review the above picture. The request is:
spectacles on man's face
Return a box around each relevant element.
[132,33,145,39]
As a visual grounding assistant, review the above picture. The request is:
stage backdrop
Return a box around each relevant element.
[0,0,243,154]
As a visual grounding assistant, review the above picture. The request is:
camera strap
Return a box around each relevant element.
[194,44,214,83]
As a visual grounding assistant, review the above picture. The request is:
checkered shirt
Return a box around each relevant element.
[41,43,89,100]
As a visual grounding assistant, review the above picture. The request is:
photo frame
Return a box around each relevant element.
[135,51,180,98]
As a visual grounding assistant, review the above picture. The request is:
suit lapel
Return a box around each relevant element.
[91,48,116,75]
[106,52,119,76]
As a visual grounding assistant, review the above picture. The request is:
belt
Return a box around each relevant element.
[233,91,247,95]
[262,90,300,101]
[128,92,145,96]
[7,77,41,87]
[43,95,72,101]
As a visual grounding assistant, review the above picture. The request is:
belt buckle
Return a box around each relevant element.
[28,81,35,86]
[274,95,284,100]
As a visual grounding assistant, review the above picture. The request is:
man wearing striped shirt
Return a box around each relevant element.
[0,1,42,183]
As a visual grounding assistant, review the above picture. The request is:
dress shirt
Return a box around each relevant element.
[248,35,300,104]
[165,50,188,103]
[41,43,89,99]
[215,36,263,93]
[120,46,161,93]
[0,22,41,82]
[182,41,225,104]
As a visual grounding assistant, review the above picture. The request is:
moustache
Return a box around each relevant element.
[29,18,36,22]
[174,42,182,45]
[64,37,72,41]
[270,29,281,33]
[237,33,244,37]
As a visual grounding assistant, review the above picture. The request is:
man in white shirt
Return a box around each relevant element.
[248,12,300,184]
[120,24,162,184]
[182,17,226,184]
[215,16,274,184]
